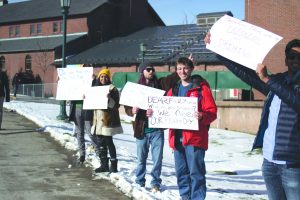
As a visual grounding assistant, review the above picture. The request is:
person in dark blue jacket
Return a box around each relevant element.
[205,33,300,200]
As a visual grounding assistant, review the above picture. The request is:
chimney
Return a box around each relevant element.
[0,0,8,6]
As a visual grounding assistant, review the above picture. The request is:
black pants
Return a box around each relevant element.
[97,135,117,160]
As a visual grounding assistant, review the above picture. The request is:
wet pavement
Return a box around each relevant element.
[0,109,130,200]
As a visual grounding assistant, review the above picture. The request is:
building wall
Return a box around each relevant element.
[0,18,87,39]
[245,0,300,99]
[4,51,56,83]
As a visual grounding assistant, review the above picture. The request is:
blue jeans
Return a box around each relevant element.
[262,159,300,200]
[174,145,206,200]
[135,129,164,187]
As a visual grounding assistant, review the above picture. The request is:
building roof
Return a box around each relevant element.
[0,33,86,53]
[67,24,218,65]
[0,0,107,24]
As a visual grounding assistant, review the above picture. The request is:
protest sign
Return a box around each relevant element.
[83,85,110,110]
[119,82,165,110]
[148,96,198,130]
[206,15,282,70]
[56,67,93,100]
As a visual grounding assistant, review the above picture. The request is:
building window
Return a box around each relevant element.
[15,26,20,36]
[9,26,14,37]
[0,56,5,70]
[25,55,32,72]
[30,24,35,35]
[37,23,42,34]
[207,17,216,24]
[60,21,63,32]
[53,22,58,33]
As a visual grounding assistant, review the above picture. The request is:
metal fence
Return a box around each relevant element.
[13,83,57,98]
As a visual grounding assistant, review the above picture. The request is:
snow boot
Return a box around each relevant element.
[95,158,109,173]
[109,159,118,173]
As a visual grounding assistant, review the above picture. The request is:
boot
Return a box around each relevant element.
[95,158,109,173]
[109,159,118,173]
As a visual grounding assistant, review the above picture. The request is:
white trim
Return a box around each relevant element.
[0,32,87,42]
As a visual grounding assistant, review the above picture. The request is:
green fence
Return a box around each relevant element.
[112,71,251,90]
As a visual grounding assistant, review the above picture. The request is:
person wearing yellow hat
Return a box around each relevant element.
[91,68,123,173]
[97,68,111,79]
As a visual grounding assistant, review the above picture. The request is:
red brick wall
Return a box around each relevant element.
[3,51,55,83]
[0,18,87,38]
[245,0,300,99]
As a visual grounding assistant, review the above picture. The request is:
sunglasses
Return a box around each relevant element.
[145,68,155,72]
[287,50,300,60]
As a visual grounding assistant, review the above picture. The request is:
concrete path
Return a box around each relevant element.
[0,109,130,200]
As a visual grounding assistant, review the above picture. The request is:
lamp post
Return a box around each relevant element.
[57,0,71,120]
[140,43,147,63]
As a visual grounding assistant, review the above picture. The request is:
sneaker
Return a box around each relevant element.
[151,186,160,193]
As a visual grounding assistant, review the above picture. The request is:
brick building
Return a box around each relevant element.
[0,0,164,84]
[245,0,300,99]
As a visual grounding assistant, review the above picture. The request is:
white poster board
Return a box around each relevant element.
[206,15,282,70]
[120,82,165,110]
[148,96,198,130]
[83,85,110,110]
[56,67,93,100]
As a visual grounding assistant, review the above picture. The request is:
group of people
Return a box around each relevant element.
[69,34,300,200]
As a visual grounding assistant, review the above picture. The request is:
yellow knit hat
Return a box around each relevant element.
[97,68,111,78]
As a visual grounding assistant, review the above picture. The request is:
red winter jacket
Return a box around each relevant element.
[167,77,217,150]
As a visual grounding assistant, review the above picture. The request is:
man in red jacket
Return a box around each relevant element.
[167,57,217,200]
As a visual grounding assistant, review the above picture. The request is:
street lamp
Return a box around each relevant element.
[140,43,147,62]
[57,0,71,120]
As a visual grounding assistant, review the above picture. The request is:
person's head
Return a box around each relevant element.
[285,39,300,75]
[176,57,194,82]
[97,68,111,85]
[138,61,156,81]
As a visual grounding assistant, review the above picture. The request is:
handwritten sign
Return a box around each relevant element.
[120,82,165,110]
[56,67,93,100]
[83,85,110,110]
[206,15,282,70]
[148,96,198,130]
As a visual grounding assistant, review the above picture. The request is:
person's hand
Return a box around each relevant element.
[194,111,203,121]
[132,107,139,114]
[204,32,211,44]
[146,108,153,117]
[256,63,269,83]
[188,53,194,62]
[82,94,85,99]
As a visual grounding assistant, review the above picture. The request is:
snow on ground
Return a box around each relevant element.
[4,100,267,200]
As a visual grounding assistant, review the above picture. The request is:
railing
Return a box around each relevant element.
[13,83,57,98]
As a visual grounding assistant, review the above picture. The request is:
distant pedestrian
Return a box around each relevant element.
[0,69,10,130]
[12,72,21,98]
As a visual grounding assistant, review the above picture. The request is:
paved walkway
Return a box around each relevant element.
[0,109,130,200]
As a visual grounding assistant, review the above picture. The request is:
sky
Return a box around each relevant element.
[8,0,245,25]
[4,100,267,200]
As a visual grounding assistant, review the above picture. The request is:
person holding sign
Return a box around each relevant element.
[124,61,179,192]
[205,33,300,200]
[91,68,123,173]
[166,57,217,200]
[68,73,100,164]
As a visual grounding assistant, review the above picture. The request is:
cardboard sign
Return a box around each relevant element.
[56,67,93,100]
[206,15,282,70]
[148,96,198,130]
[120,82,165,110]
[83,85,110,110]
